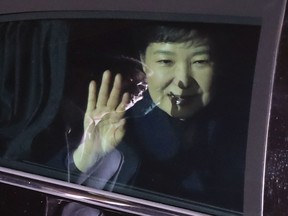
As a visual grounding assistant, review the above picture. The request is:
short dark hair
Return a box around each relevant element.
[135,23,213,56]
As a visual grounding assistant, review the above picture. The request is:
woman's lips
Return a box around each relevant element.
[168,92,196,105]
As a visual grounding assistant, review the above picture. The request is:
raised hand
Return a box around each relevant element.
[73,70,130,172]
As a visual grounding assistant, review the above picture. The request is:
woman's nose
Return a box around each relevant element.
[175,64,193,89]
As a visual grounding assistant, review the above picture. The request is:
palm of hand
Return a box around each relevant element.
[83,107,125,155]
[73,71,129,172]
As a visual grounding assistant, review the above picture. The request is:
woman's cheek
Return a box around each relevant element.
[195,70,214,92]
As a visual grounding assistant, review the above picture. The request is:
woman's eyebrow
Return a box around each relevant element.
[191,50,210,56]
[152,50,175,56]
[152,47,210,56]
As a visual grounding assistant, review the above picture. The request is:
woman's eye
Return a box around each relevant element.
[193,60,210,65]
[194,59,214,68]
[157,59,174,66]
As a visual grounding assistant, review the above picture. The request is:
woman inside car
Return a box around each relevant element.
[60,23,247,212]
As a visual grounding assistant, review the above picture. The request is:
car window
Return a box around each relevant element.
[0,19,260,215]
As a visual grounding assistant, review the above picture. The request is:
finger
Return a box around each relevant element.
[116,92,130,113]
[106,93,129,125]
[86,80,97,112]
[107,73,122,109]
[97,70,111,107]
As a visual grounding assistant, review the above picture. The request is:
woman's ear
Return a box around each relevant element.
[139,53,147,73]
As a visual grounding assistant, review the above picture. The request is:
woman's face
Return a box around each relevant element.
[141,40,215,119]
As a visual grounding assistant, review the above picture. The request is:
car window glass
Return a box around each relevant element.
[0,19,260,215]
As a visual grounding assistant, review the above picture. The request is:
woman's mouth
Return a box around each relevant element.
[168,92,195,105]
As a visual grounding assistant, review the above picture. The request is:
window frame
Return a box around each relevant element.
[0,0,286,215]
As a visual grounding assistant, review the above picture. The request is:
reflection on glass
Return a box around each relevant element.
[0,19,260,215]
